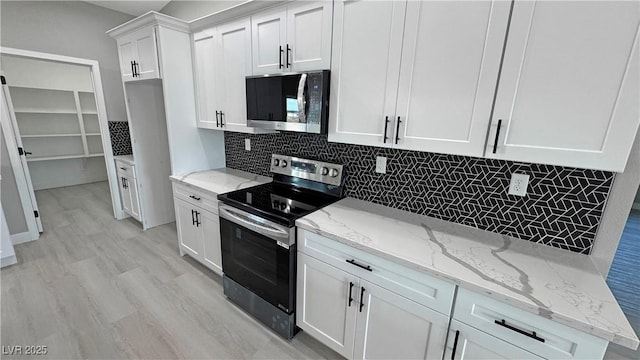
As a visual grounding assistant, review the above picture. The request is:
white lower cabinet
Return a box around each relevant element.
[116,161,141,222]
[172,183,222,275]
[354,280,449,360]
[445,320,542,360]
[297,245,451,359]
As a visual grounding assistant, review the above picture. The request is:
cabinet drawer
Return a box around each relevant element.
[172,183,218,215]
[298,229,455,315]
[115,160,135,179]
[453,288,608,359]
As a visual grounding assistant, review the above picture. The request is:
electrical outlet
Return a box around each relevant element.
[245,138,251,151]
[376,156,387,174]
[508,173,530,196]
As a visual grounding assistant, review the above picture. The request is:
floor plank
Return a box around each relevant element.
[1,181,342,359]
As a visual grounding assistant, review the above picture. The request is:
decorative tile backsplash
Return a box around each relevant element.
[108,121,132,156]
[224,132,615,254]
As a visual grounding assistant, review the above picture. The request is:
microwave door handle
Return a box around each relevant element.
[219,206,289,239]
[297,73,307,123]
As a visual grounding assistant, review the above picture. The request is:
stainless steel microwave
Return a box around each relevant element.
[246,70,330,134]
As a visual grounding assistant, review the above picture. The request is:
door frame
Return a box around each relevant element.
[0,47,125,220]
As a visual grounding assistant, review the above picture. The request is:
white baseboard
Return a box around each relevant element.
[11,231,38,245]
[0,254,17,268]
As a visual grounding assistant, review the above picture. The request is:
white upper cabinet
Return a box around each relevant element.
[251,8,287,75]
[487,0,640,172]
[394,1,510,156]
[116,26,161,82]
[329,0,406,148]
[329,0,511,156]
[193,19,269,133]
[252,1,332,75]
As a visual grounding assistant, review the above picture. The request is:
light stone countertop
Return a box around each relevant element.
[296,197,639,350]
[113,155,135,166]
[169,168,271,197]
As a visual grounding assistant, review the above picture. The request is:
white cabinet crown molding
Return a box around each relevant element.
[189,0,289,32]
[107,11,190,38]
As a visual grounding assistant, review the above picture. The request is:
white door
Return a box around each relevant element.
[297,253,358,359]
[394,0,510,157]
[286,1,333,72]
[251,7,287,75]
[201,209,222,275]
[193,28,220,129]
[128,176,141,221]
[117,36,136,81]
[446,320,542,360]
[217,19,253,132]
[487,0,640,172]
[353,280,449,360]
[0,82,41,239]
[132,27,160,80]
[328,0,406,147]
[175,199,202,259]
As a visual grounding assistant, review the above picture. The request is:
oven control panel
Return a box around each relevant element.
[270,154,343,186]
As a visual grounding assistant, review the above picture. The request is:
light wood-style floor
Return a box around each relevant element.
[1,181,342,359]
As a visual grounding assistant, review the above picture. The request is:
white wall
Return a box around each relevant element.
[160,0,244,21]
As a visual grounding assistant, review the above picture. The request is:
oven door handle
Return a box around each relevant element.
[219,205,290,240]
[297,73,307,123]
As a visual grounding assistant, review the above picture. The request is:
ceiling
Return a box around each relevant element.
[84,0,172,16]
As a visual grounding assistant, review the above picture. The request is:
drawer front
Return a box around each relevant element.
[115,160,135,179]
[298,229,455,315]
[172,183,218,215]
[454,288,608,359]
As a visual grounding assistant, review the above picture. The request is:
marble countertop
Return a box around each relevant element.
[169,168,271,197]
[296,197,639,350]
[113,155,134,166]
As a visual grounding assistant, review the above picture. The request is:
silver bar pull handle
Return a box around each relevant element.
[297,73,307,123]
[219,205,289,240]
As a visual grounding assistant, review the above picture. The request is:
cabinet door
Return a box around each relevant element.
[487,1,640,172]
[175,198,202,260]
[353,280,449,360]
[193,28,221,129]
[445,320,542,360]
[217,19,253,132]
[286,1,332,71]
[328,0,406,147]
[251,8,287,75]
[128,176,141,221]
[297,253,358,359]
[132,27,161,80]
[394,0,510,157]
[119,175,132,215]
[117,36,136,82]
[201,209,222,275]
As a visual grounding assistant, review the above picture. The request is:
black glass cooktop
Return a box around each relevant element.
[217,182,341,227]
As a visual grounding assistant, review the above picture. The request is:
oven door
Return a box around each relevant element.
[218,205,296,314]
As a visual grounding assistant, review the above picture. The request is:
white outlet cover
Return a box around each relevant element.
[376,156,387,174]
[508,173,530,196]
[245,138,251,151]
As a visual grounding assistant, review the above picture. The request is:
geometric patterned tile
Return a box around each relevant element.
[224,132,615,254]
[108,121,132,156]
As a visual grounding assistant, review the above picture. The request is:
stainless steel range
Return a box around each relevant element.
[217,154,344,339]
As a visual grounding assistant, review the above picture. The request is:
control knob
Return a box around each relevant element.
[273,159,280,167]
[281,160,288,168]
[321,167,329,176]
[330,168,339,178]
